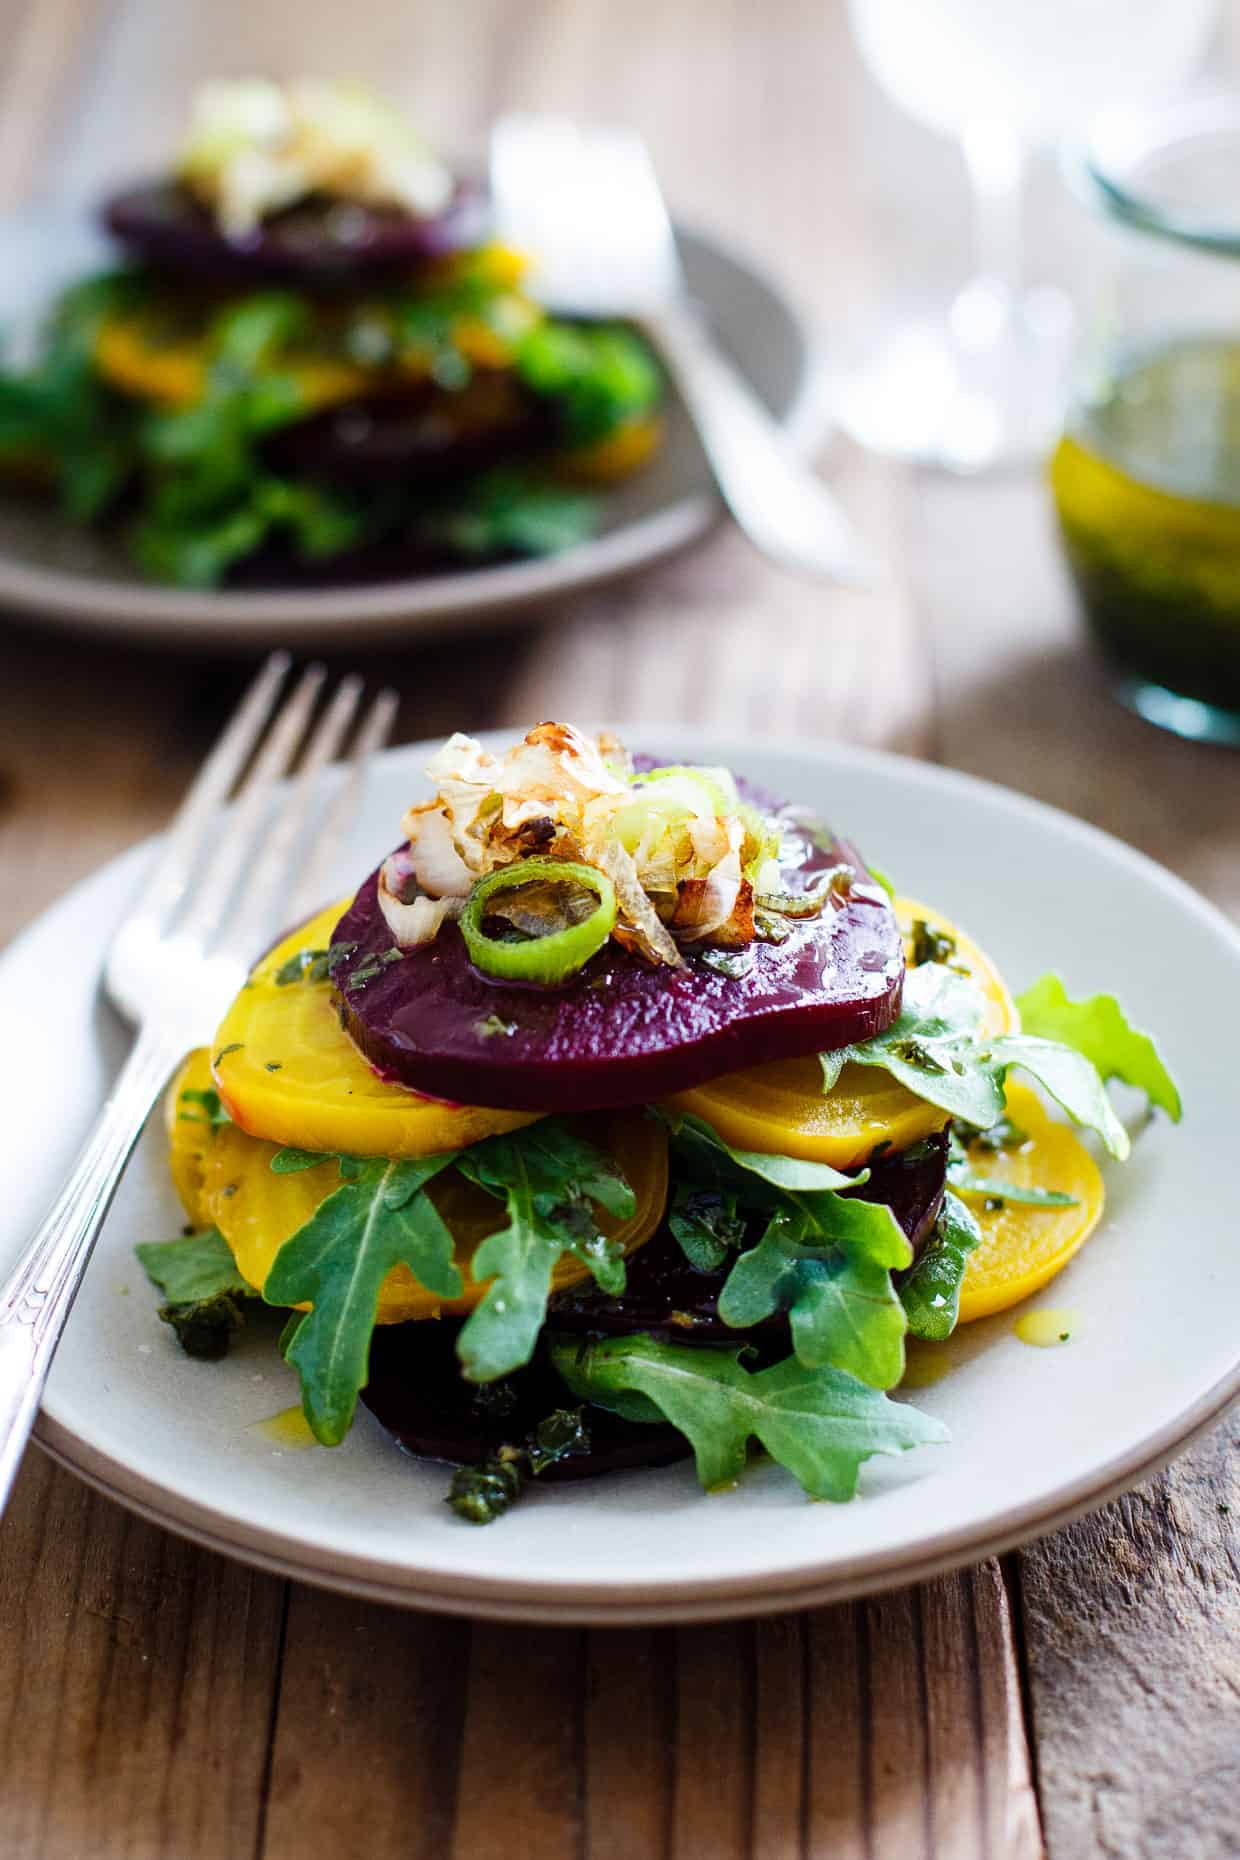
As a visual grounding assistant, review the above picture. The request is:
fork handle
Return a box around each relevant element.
[647,301,878,588]
[0,1025,183,1513]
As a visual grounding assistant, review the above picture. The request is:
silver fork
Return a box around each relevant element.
[0,654,397,1514]
[490,114,879,587]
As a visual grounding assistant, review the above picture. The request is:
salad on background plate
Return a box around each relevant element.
[0,80,663,590]
[136,722,1181,1524]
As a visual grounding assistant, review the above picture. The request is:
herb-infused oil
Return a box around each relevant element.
[1052,337,1240,735]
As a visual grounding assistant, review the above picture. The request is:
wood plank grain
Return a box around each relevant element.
[584,1627,675,1860]
[261,1586,472,1860]
[0,631,247,942]
[449,1625,587,1860]
[0,1450,285,1859]
[912,459,1240,1860]
[1017,1421,1240,1860]
[0,0,112,208]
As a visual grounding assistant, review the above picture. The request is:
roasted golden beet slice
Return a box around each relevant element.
[955,1083,1105,1323]
[210,904,540,1158]
[199,1107,667,1324]
[670,897,1015,1167]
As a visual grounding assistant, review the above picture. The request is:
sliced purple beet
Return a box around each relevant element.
[548,1130,949,1343]
[265,379,552,486]
[362,1321,688,1479]
[331,774,903,1114]
[102,177,488,283]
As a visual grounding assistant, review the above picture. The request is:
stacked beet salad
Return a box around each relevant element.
[140,724,1180,1523]
[0,80,662,587]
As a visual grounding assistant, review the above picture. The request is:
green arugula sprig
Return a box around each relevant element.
[661,1113,912,1390]
[946,1126,1077,1209]
[258,1120,635,1443]
[264,1152,464,1443]
[897,1193,982,1342]
[821,965,1181,1159]
[136,1227,254,1359]
[0,272,144,519]
[452,1123,634,1382]
[515,322,662,445]
[1014,974,1183,1120]
[550,1334,947,1503]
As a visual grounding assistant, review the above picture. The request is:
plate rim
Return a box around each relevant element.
[32,1364,1240,1623]
[11,727,1240,1621]
[0,220,828,646]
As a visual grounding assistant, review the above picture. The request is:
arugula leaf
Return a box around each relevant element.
[270,1146,335,1174]
[664,1111,906,1383]
[516,321,662,444]
[136,1228,253,1360]
[550,1334,948,1502]
[899,1192,981,1342]
[178,1085,231,1128]
[415,469,597,561]
[136,1228,249,1304]
[947,1168,1076,1207]
[455,1123,635,1383]
[716,1197,911,1388]
[945,1121,1076,1205]
[0,272,143,519]
[1014,973,1182,1121]
[667,1183,746,1272]
[132,474,363,588]
[822,963,1133,1158]
[666,1110,866,1195]
[262,1154,462,1443]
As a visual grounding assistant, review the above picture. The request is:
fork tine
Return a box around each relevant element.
[224,673,365,952]
[140,651,291,930]
[177,662,326,948]
[286,684,399,924]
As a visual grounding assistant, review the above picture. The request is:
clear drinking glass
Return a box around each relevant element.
[839,0,1218,472]
[1052,101,1240,745]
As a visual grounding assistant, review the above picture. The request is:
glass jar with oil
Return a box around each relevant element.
[1054,103,1240,744]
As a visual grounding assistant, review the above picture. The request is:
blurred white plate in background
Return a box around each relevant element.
[0,211,825,648]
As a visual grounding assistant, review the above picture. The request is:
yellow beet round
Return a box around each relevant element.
[955,1082,1105,1323]
[668,895,1016,1167]
[211,903,540,1157]
[165,1049,218,1229]
[200,1108,668,1324]
[557,415,664,484]
[893,896,1016,1038]
[94,310,377,412]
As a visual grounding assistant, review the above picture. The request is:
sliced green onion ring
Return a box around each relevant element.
[460,860,618,984]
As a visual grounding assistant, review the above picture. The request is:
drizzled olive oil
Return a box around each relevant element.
[1013,1309,1080,1349]
[252,1405,318,1449]
[1051,337,1240,720]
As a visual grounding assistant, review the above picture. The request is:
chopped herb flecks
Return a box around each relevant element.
[446,1406,592,1523]
[274,941,359,987]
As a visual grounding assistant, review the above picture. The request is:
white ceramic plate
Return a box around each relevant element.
[0,212,825,648]
[5,731,1238,1624]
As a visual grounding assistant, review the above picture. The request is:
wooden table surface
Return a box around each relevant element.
[2,2,1239,1855]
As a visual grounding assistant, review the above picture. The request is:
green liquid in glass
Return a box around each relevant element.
[1051,337,1240,735]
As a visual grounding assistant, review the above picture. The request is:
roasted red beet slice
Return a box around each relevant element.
[547,1131,949,1343]
[102,177,488,283]
[361,1321,689,1479]
[331,775,903,1113]
[265,379,552,486]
